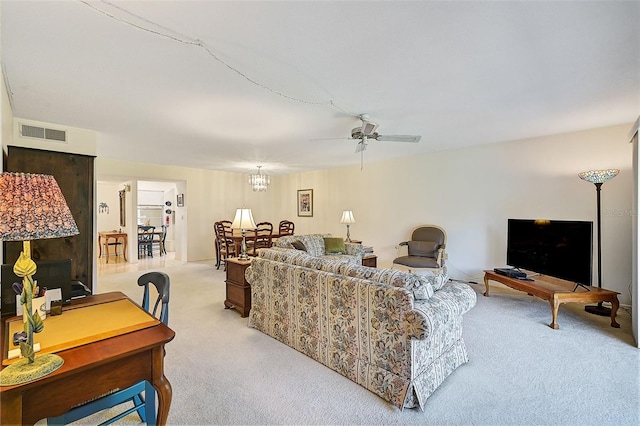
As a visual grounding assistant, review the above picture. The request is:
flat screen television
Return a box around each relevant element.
[506,219,593,285]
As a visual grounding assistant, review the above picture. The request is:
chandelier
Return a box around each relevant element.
[249,166,270,192]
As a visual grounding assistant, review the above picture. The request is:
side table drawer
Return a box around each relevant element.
[362,255,377,268]
[224,257,252,317]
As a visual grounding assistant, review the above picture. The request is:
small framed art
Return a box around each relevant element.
[177,193,185,207]
[297,189,313,217]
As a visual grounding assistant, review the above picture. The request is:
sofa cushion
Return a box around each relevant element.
[337,264,434,300]
[259,247,352,271]
[394,255,440,269]
[408,241,439,257]
[323,237,346,254]
[294,234,329,257]
[291,240,307,251]
[274,234,363,263]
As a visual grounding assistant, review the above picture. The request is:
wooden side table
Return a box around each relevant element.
[224,257,252,317]
[362,254,377,268]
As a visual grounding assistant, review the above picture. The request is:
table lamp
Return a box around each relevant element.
[340,210,355,242]
[0,172,79,386]
[231,208,256,260]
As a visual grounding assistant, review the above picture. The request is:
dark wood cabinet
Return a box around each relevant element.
[224,258,252,317]
[3,146,95,292]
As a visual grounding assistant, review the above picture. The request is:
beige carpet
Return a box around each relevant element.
[38,260,638,425]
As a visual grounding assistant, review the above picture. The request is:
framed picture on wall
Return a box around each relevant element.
[177,193,185,207]
[297,189,313,217]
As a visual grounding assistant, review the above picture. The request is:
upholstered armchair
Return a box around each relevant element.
[393,225,447,273]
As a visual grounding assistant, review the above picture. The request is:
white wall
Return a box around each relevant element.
[10,117,97,157]
[630,118,639,347]
[96,182,123,232]
[91,123,637,308]
[0,37,11,262]
[95,158,259,262]
[269,124,634,306]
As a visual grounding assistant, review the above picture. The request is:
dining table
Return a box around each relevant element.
[227,230,286,256]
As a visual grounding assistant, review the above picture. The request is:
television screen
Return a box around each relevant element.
[506,219,593,285]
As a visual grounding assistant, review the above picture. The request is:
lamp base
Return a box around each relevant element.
[0,353,64,386]
[585,303,611,317]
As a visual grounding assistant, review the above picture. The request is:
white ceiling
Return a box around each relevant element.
[2,1,639,176]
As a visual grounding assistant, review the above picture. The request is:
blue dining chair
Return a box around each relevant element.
[138,225,156,258]
[48,272,170,426]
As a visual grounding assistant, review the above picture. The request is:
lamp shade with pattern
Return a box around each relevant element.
[0,172,79,241]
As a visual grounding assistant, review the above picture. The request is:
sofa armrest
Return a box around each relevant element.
[412,281,477,335]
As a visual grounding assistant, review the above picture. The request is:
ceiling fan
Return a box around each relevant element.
[313,114,421,170]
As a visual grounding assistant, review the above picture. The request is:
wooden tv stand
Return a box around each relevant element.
[483,270,620,330]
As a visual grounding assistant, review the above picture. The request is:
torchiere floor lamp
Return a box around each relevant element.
[578,168,619,316]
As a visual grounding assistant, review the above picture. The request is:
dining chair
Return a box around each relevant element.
[248,221,273,256]
[138,225,155,258]
[47,272,170,426]
[153,225,168,256]
[214,220,236,270]
[278,220,294,236]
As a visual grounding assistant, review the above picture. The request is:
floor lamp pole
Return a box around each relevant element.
[584,182,609,315]
[579,169,618,316]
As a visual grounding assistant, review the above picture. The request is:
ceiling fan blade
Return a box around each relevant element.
[375,134,421,143]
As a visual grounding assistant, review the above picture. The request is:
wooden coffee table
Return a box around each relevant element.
[483,270,620,330]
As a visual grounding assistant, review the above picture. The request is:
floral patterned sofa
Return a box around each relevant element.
[274,233,364,265]
[246,247,477,410]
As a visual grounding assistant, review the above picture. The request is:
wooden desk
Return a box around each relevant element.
[483,270,620,330]
[98,231,128,263]
[0,292,175,425]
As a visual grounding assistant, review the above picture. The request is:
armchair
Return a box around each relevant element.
[393,225,447,273]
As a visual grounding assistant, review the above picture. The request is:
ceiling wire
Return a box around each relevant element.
[1,64,14,110]
[79,0,349,112]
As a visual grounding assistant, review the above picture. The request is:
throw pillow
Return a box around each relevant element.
[291,240,307,252]
[407,241,439,257]
[323,237,346,254]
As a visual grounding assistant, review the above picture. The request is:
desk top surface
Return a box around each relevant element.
[3,294,158,365]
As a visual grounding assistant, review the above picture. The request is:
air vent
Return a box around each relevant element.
[20,124,67,143]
